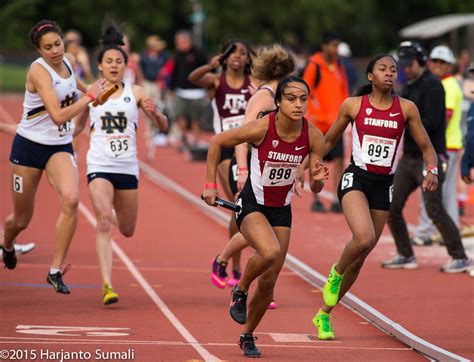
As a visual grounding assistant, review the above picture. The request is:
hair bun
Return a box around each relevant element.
[101,25,125,46]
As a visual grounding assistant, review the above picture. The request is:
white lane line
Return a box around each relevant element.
[0,336,415,351]
[139,160,469,362]
[78,202,220,362]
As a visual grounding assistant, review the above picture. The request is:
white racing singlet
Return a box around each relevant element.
[86,83,139,176]
[17,57,78,145]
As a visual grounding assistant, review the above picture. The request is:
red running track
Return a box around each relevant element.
[1,95,472,361]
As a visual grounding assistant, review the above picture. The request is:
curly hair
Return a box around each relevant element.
[251,44,295,82]
[28,20,63,48]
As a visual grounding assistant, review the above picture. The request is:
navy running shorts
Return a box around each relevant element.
[87,172,138,190]
[10,134,74,170]
[337,164,394,211]
[236,180,292,229]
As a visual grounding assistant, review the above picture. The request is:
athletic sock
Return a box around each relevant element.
[50,267,61,275]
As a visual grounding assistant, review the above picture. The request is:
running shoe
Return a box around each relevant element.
[230,285,247,324]
[2,246,17,270]
[268,300,277,309]
[211,256,228,289]
[440,258,472,273]
[330,201,343,213]
[410,236,432,246]
[322,264,344,307]
[238,333,261,358]
[103,283,119,305]
[312,310,334,340]
[46,266,71,294]
[227,270,241,287]
[381,255,418,269]
[311,199,326,212]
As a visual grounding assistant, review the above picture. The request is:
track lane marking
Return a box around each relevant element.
[77,202,220,362]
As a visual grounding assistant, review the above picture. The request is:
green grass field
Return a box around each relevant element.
[0,63,27,93]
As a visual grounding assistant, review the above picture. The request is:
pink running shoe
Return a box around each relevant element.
[268,300,277,309]
[211,256,228,289]
[227,270,242,287]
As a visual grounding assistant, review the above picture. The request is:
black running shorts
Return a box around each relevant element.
[337,164,394,211]
[235,180,292,229]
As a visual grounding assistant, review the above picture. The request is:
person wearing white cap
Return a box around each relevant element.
[412,45,463,246]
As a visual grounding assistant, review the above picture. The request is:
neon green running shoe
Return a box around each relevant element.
[322,264,344,307]
[312,310,334,340]
[103,283,119,305]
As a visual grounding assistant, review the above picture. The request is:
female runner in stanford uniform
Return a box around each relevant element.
[202,76,329,358]
[311,54,438,340]
[2,20,107,294]
[75,25,168,305]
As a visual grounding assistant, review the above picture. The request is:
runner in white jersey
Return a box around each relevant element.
[74,24,167,305]
[2,20,106,295]
[310,54,438,341]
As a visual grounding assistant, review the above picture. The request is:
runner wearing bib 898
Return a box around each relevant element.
[2,20,107,295]
[202,76,328,358]
[74,24,167,305]
[311,54,438,340]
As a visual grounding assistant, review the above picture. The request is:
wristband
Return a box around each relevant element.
[424,166,438,176]
[238,167,248,172]
[86,92,95,102]
[205,183,218,189]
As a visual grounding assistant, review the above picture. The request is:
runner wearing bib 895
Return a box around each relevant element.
[311,54,438,340]
[2,20,107,295]
[75,24,168,305]
[202,76,328,358]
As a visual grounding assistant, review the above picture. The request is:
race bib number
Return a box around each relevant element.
[222,115,244,132]
[261,162,298,187]
[361,135,396,167]
[105,134,132,158]
[56,120,73,138]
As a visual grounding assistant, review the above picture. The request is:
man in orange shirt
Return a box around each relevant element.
[303,32,349,212]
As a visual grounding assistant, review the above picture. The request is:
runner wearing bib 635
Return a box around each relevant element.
[311,54,439,340]
[74,24,168,305]
[202,76,329,358]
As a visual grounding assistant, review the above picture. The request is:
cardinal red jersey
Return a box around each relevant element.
[249,112,310,207]
[352,95,406,175]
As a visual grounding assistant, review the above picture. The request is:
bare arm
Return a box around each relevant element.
[308,124,329,193]
[73,108,89,137]
[29,62,104,125]
[323,97,355,156]
[188,54,221,89]
[235,90,275,189]
[134,85,168,132]
[203,118,268,205]
[402,99,438,191]
[0,121,17,136]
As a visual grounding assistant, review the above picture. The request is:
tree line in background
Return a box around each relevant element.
[1,0,473,56]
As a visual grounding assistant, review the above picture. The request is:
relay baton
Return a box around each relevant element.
[201,195,241,212]
[219,43,237,65]
[92,84,119,107]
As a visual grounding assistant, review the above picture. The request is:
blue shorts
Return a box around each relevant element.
[87,172,138,190]
[10,134,74,169]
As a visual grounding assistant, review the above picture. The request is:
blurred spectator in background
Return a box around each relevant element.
[338,42,358,94]
[140,35,169,157]
[64,29,94,83]
[169,30,208,149]
[412,45,463,246]
[121,35,144,85]
[461,64,474,184]
[383,42,470,273]
[303,31,349,213]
